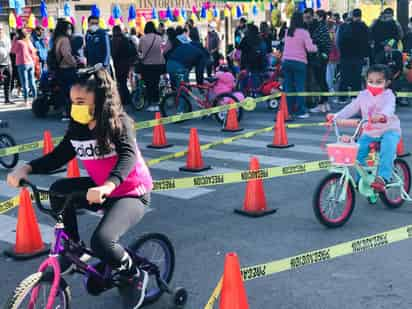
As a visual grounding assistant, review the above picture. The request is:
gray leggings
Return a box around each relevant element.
[50,177,149,268]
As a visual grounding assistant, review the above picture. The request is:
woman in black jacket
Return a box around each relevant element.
[111,25,135,106]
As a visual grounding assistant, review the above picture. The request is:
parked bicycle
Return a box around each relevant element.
[313,119,411,228]
[0,120,18,169]
[237,67,282,110]
[5,180,187,309]
[131,73,172,111]
[160,76,243,124]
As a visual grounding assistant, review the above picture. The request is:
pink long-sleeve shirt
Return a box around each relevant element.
[335,89,401,138]
[11,39,36,66]
[282,28,317,64]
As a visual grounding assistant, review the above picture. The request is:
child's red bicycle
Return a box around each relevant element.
[160,77,243,124]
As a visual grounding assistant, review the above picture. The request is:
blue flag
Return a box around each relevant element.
[40,0,47,18]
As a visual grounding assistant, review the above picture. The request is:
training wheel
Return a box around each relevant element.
[172,287,188,307]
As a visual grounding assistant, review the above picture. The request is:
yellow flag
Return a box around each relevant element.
[48,16,56,30]
[9,13,16,29]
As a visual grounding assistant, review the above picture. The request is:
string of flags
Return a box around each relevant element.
[7,1,324,31]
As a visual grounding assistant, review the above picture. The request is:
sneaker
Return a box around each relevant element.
[370,176,387,192]
[296,113,310,119]
[146,105,158,112]
[309,106,323,113]
[118,268,149,309]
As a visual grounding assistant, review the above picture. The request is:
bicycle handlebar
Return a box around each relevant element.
[19,179,87,220]
[332,119,368,142]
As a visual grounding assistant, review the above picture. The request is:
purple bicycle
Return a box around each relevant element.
[5,180,187,309]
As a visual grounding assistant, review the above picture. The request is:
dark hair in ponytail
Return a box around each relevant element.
[74,69,132,154]
[288,12,305,37]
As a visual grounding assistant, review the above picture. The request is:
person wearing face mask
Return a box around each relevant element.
[371,8,404,60]
[327,65,401,192]
[52,20,77,121]
[337,8,370,104]
[7,69,152,309]
[85,15,111,69]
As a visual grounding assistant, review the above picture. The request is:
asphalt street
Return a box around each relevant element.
[1,99,412,308]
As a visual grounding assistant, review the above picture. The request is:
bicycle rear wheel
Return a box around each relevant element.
[313,173,356,228]
[6,272,71,309]
[0,133,19,169]
[129,233,175,306]
[213,93,242,124]
[160,92,192,119]
[380,158,411,208]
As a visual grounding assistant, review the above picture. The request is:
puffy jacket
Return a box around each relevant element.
[337,20,370,59]
[31,33,47,62]
[85,29,111,67]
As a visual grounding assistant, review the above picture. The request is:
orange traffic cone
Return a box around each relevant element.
[43,130,54,155]
[179,128,211,172]
[222,104,243,132]
[147,112,173,149]
[4,188,48,260]
[234,157,277,217]
[267,109,294,149]
[397,137,410,157]
[219,252,249,309]
[280,93,290,121]
[67,158,80,178]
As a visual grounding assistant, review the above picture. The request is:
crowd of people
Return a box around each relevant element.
[0,7,410,122]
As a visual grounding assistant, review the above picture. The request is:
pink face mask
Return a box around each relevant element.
[367,84,385,96]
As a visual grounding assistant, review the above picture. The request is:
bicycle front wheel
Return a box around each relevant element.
[160,92,192,119]
[129,233,175,306]
[313,173,356,228]
[212,93,242,124]
[0,133,19,169]
[380,158,412,208]
[6,272,71,309]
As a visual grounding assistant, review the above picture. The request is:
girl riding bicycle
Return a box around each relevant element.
[7,68,152,309]
[327,64,402,192]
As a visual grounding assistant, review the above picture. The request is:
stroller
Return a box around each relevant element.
[32,68,61,118]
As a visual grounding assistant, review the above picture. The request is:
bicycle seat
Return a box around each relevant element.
[369,142,380,151]
[205,76,218,83]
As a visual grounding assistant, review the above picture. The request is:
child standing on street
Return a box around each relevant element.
[327,64,401,192]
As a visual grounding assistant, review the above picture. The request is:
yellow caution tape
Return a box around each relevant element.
[204,224,412,308]
[134,94,274,130]
[0,188,50,215]
[2,89,412,157]
[0,160,330,215]
[152,160,330,191]
[0,137,63,157]
[147,122,326,167]
[147,126,274,166]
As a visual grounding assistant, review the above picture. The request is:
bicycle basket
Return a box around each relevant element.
[326,143,359,166]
